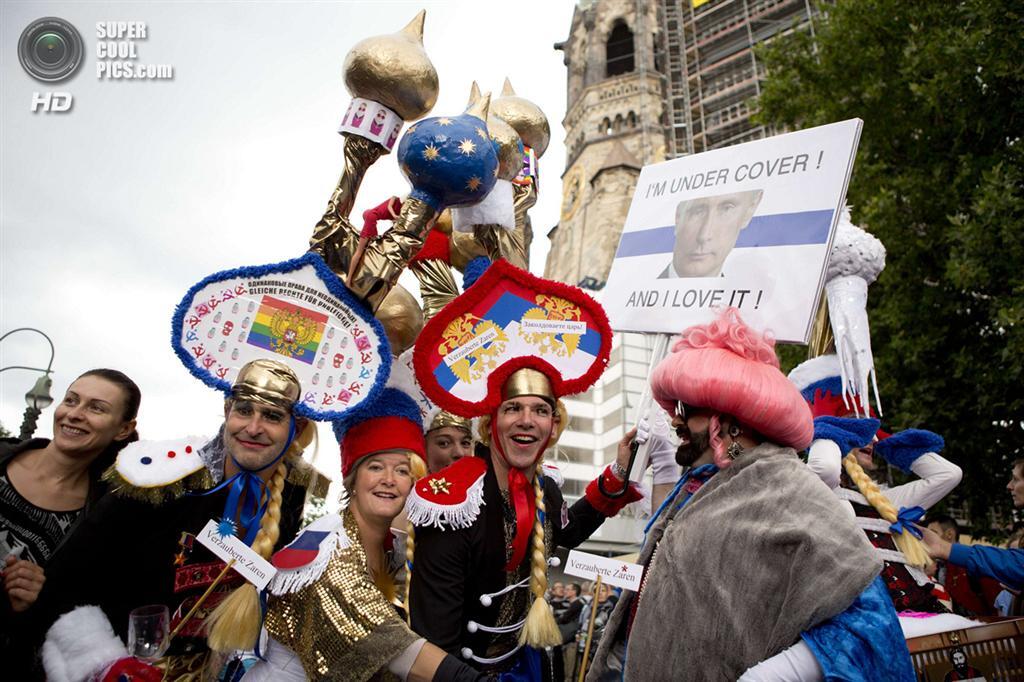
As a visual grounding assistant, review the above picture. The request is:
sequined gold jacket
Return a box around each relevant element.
[264,511,419,681]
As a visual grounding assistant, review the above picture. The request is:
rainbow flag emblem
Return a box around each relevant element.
[246,295,326,365]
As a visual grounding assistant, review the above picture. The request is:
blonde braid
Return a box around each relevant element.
[843,453,930,568]
[403,453,426,623]
[519,464,561,648]
[404,521,415,624]
[207,420,315,652]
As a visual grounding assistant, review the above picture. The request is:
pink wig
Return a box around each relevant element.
[650,308,813,465]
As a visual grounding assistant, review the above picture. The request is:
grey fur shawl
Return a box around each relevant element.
[588,443,881,681]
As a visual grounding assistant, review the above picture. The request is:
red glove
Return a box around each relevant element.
[409,227,452,265]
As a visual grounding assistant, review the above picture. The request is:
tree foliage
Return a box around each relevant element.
[757,0,1024,531]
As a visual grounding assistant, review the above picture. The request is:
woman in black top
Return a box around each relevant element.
[0,368,140,612]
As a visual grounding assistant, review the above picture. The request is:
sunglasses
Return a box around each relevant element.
[674,401,697,419]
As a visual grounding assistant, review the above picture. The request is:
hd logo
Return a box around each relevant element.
[18,17,83,114]
[31,92,73,113]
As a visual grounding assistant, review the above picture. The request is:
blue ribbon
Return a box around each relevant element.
[889,505,925,539]
[193,416,297,546]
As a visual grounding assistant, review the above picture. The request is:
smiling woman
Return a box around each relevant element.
[246,388,484,681]
[0,369,140,571]
[0,368,139,675]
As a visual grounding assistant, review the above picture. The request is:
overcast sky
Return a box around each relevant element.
[0,0,576,476]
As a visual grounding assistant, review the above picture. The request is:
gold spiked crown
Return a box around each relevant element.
[428,409,473,433]
[231,359,301,410]
[501,368,555,405]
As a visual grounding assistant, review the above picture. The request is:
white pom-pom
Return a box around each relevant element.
[451,179,515,232]
[461,647,474,660]
[479,594,492,607]
[825,208,886,284]
[466,621,478,633]
[547,557,561,567]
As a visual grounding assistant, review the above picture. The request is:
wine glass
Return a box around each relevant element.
[127,604,170,660]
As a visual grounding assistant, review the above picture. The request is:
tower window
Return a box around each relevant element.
[606,21,634,77]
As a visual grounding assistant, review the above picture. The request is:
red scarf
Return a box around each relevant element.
[490,420,552,572]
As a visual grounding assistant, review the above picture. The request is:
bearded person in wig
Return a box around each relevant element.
[587,308,914,682]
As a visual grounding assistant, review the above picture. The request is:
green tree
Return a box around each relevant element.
[757,0,1024,532]
[0,422,9,439]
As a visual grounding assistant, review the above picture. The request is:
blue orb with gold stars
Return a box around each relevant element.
[397,112,499,211]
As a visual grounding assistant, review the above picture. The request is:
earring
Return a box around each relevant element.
[728,424,741,438]
[727,441,744,460]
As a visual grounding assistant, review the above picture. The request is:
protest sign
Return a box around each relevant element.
[602,119,862,342]
[172,252,390,420]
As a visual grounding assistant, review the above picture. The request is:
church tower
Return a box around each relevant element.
[545,0,668,289]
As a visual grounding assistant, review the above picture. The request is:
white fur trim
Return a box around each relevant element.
[406,473,486,530]
[267,514,350,596]
[787,355,841,392]
[115,436,209,488]
[541,463,564,489]
[43,605,127,682]
[450,179,515,232]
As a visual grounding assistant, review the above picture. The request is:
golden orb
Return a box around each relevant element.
[343,11,439,121]
[491,78,550,158]
[376,283,423,355]
[467,82,523,182]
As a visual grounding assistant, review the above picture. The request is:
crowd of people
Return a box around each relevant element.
[2,13,1022,682]
[5,304,1023,681]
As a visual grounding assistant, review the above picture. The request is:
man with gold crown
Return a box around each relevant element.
[405,258,651,679]
[31,359,321,681]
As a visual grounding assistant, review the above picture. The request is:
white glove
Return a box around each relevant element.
[638,413,680,486]
[42,606,127,682]
[737,640,823,681]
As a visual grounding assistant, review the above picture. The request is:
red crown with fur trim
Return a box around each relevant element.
[412,259,612,417]
[406,456,487,530]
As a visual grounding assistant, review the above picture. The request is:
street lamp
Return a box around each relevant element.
[21,374,54,440]
[0,327,56,440]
